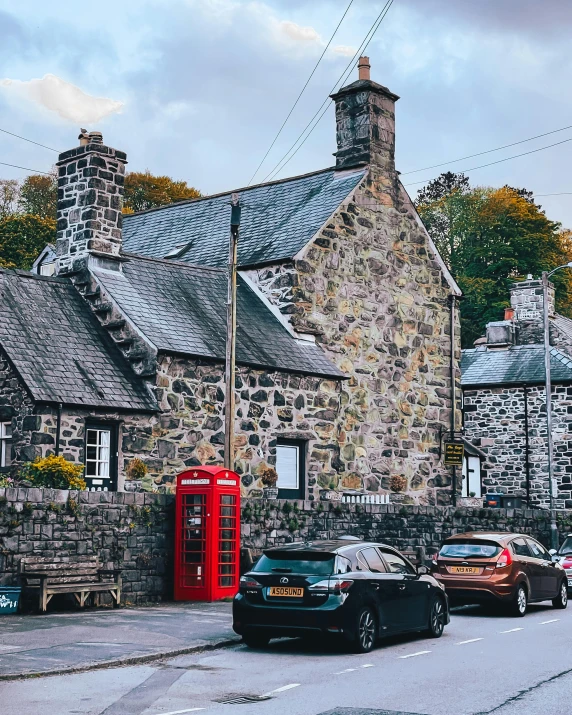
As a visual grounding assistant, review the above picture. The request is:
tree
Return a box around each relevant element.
[0,214,56,270]
[0,179,19,218]
[416,175,572,347]
[18,173,57,219]
[123,171,201,213]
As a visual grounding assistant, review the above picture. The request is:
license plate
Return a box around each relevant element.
[568,578,572,587]
[268,586,303,598]
[449,566,480,574]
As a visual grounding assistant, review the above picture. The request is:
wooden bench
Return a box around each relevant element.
[20,556,122,612]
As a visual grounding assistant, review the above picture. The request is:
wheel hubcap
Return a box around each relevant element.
[359,611,375,649]
[518,588,526,612]
[562,583,568,605]
[432,601,444,633]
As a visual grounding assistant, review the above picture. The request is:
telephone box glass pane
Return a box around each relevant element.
[181,493,206,588]
[218,494,236,588]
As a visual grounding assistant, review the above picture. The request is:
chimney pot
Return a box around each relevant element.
[504,307,515,321]
[88,131,103,145]
[78,128,89,146]
[358,56,371,81]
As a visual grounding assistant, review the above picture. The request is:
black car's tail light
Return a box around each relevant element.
[309,579,354,593]
[239,576,262,589]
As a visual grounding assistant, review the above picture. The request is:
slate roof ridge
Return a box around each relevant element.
[122,251,225,275]
[124,165,341,219]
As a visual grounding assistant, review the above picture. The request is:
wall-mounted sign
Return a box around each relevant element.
[444,441,464,466]
[181,478,210,485]
[217,479,237,485]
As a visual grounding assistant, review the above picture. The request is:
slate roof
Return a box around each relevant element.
[122,167,365,268]
[0,270,157,410]
[461,344,572,387]
[94,254,345,378]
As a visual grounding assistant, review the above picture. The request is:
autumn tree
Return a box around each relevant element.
[416,174,572,347]
[123,171,201,213]
[0,179,19,218]
[18,173,57,219]
[0,215,56,270]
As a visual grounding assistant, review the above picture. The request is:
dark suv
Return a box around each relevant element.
[233,538,449,653]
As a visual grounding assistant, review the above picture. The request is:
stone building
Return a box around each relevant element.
[0,59,461,504]
[462,278,572,508]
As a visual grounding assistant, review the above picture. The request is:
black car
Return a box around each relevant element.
[233,538,449,653]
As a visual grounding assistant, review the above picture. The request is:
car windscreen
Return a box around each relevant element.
[439,540,501,559]
[252,552,335,575]
[559,536,572,555]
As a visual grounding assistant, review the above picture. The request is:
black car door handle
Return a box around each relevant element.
[398,584,406,590]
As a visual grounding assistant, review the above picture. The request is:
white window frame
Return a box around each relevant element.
[39,262,55,276]
[85,427,111,486]
[0,422,12,468]
[462,455,482,497]
[276,442,301,492]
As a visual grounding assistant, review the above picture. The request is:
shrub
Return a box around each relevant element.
[259,465,278,488]
[22,455,86,490]
[126,458,156,492]
[390,475,407,493]
[0,475,13,488]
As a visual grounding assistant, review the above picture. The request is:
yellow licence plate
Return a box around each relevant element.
[449,566,480,574]
[268,586,304,598]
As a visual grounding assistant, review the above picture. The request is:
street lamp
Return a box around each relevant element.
[542,261,572,549]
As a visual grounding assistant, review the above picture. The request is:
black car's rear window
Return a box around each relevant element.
[252,552,335,575]
[559,537,572,555]
[439,540,501,559]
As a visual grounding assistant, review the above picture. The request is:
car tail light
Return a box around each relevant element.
[239,576,262,589]
[496,548,513,569]
[309,579,354,593]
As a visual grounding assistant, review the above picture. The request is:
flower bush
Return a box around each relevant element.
[127,457,156,492]
[259,465,278,488]
[0,475,13,488]
[22,455,86,490]
[390,474,408,493]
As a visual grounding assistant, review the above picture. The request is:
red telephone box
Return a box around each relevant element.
[174,466,241,602]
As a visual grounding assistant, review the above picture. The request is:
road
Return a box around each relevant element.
[1,601,571,715]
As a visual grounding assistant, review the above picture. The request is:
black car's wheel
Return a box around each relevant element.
[242,632,270,648]
[425,597,446,638]
[510,584,528,617]
[552,579,568,609]
[352,606,377,653]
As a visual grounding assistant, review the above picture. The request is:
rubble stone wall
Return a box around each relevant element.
[463,385,572,508]
[246,168,462,505]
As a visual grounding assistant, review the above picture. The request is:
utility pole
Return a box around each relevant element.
[449,294,457,506]
[542,270,558,549]
[224,194,241,470]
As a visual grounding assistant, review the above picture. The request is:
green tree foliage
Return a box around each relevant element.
[18,173,57,219]
[416,173,572,347]
[0,214,56,270]
[123,171,201,213]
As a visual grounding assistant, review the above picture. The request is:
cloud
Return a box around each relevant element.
[278,20,321,45]
[332,45,357,58]
[0,73,124,123]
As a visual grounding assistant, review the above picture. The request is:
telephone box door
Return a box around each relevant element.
[176,489,212,601]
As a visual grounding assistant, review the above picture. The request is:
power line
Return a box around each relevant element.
[404,136,572,188]
[262,0,395,183]
[0,127,58,152]
[402,123,572,175]
[247,0,356,186]
[0,161,53,176]
[535,192,572,198]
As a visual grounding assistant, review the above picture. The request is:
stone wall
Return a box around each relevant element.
[0,349,38,468]
[463,385,572,508]
[247,167,462,505]
[0,487,173,603]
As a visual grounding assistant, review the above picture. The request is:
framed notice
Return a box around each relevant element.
[444,441,464,466]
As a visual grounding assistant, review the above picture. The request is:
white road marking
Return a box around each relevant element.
[333,668,357,674]
[361,664,374,668]
[399,650,431,659]
[153,709,205,715]
[540,619,560,624]
[456,638,484,645]
[263,683,300,695]
[500,628,523,633]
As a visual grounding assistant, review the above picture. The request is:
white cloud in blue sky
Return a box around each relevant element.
[0,0,571,227]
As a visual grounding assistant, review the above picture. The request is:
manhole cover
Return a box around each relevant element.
[214,694,272,705]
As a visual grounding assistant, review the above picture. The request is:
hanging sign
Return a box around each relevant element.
[444,441,464,466]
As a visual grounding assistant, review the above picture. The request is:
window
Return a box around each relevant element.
[0,422,12,469]
[462,455,482,497]
[526,539,550,560]
[379,549,416,575]
[39,262,55,276]
[85,422,118,491]
[275,439,305,499]
[511,538,531,558]
[252,553,335,576]
[359,548,387,573]
[439,540,501,559]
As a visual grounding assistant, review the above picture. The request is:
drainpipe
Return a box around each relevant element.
[449,294,457,506]
[523,386,531,506]
[55,403,62,456]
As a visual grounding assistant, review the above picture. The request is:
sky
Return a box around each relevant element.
[1,0,571,228]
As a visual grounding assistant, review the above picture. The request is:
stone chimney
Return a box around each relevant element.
[56,130,127,274]
[330,56,399,172]
[509,276,555,345]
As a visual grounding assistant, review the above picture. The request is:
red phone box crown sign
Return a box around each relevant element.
[174,466,241,602]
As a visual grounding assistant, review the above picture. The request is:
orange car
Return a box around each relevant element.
[432,532,568,616]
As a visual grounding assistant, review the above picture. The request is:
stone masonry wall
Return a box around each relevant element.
[246,168,462,505]
[0,487,173,602]
[463,385,572,508]
[0,349,39,469]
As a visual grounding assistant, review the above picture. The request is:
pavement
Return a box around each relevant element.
[1,600,572,715]
[0,601,238,679]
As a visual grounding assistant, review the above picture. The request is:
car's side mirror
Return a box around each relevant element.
[549,549,558,555]
[417,565,430,576]
[551,553,561,562]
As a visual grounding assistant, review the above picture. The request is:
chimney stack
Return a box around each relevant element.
[56,130,127,274]
[509,277,555,345]
[330,56,399,173]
